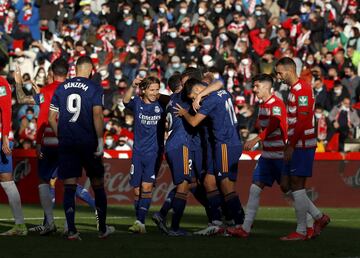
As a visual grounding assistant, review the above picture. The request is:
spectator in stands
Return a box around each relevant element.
[341,65,360,103]
[329,97,360,151]
[313,77,332,111]
[314,105,331,152]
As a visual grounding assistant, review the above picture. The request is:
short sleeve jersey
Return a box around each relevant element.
[50,77,103,146]
[198,90,241,146]
[125,96,166,154]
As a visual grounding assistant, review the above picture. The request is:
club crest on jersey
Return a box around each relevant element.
[0,86,7,97]
[272,106,281,115]
[154,106,160,113]
[298,96,308,106]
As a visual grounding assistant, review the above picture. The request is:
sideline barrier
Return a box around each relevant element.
[1,150,359,207]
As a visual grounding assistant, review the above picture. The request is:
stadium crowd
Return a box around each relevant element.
[0,0,360,152]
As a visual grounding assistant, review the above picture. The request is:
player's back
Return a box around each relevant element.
[199,90,241,146]
[50,77,103,146]
[0,77,11,140]
[165,93,190,152]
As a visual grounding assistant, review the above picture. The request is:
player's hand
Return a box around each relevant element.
[244,137,260,151]
[31,80,40,94]
[14,65,23,85]
[333,121,339,129]
[173,103,186,117]
[94,138,104,157]
[132,77,142,88]
[192,95,202,112]
[36,144,44,159]
[283,144,294,162]
[2,136,11,155]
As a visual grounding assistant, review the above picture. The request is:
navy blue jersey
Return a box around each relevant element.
[125,96,166,154]
[50,77,103,146]
[165,93,190,152]
[198,90,241,146]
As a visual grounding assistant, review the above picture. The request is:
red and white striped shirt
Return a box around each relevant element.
[258,95,287,159]
[36,81,61,147]
[287,79,317,149]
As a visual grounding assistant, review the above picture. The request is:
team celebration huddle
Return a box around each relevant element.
[0,55,330,241]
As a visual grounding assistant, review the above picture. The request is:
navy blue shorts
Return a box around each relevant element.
[253,157,283,187]
[282,148,315,177]
[203,141,215,175]
[214,144,242,181]
[38,147,59,181]
[130,152,162,187]
[190,148,203,180]
[58,144,104,180]
[166,146,192,185]
[0,141,13,173]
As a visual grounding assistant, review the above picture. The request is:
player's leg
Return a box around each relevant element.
[157,186,176,218]
[0,141,27,236]
[76,184,96,209]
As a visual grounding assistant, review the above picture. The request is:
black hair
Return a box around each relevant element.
[251,73,274,86]
[184,78,206,97]
[51,58,69,77]
[276,57,296,70]
[181,67,203,82]
[167,72,182,93]
[76,56,93,68]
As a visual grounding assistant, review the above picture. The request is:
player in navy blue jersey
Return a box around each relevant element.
[124,76,168,233]
[48,56,114,240]
[175,78,245,236]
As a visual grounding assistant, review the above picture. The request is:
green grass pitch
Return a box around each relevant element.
[0,204,359,258]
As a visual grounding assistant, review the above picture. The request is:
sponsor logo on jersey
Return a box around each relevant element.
[155,106,160,113]
[298,96,308,106]
[272,106,281,115]
[0,86,7,97]
[151,174,155,179]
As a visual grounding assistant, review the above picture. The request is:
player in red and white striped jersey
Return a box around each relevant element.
[275,57,330,241]
[227,74,287,238]
[0,76,27,236]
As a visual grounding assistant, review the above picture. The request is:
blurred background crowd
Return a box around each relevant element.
[0,0,359,152]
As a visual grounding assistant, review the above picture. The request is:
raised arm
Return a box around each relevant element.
[193,79,223,111]
[124,77,142,104]
[174,103,206,127]
[14,65,36,104]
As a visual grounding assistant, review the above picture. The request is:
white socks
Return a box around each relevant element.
[306,196,322,220]
[242,184,262,233]
[1,181,24,224]
[292,189,308,235]
[39,184,54,225]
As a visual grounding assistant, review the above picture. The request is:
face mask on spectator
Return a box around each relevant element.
[307,60,314,65]
[255,10,262,16]
[83,9,91,15]
[315,87,322,92]
[145,34,153,41]
[141,8,147,14]
[235,4,242,12]
[228,70,235,77]
[38,71,45,78]
[198,8,206,15]
[220,33,228,41]
[204,44,211,51]
[300,6,307,13]
[29,122,36,130]
[26,114,34,120]
[114,61,121,68]
[144,19,151,27]
[179,8,187,15]
[12,98,16,105]
[334,88,342,95]
[69,24,77,30]
[24,83,32,91]
[114,74,122,80]
[126,19,133,26]
[17,57,25,63]
[83,23,90,29]
[129,46,136,53]
[183,22,190,29]
[315,113,322,119]
[325,4,332,10]
[207,60,214,67]
[105,138,114,147]
[159,7,165,13]
[105,123,112,131]
[169,32,177,38]
[215,7,222,13]
[168,48,176,55]
[214,73,220,79]
[342,105,350,112]
[173,62,180,69]
[325,60,332,65]
[188,45,196,52]
[100,70,107,77]
[8,11,15,18]
[123,9,130,15]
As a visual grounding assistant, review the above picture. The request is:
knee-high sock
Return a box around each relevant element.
[1,181,24,225]
[286,190,317,228]
[171,192,187,231]
[134,193,140,218]
[93,186,107,233]
[190,184,212,222]
[76,184,96,210]
[160,187,176,218]
[63,184,77,233]
[306,196,322,220]
[242,184,262,232]
[292,189,308,235]
[39,184,54,225]
[206,189,222,223]
[224,191,245,226]
[137,191,152,224]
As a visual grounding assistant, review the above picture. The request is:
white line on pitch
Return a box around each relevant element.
[0,216,129,222]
